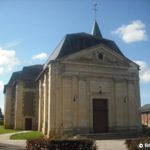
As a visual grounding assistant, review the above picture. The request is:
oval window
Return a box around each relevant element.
[98,53,103,60]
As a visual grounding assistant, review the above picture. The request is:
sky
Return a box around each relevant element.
[0,0,150,113]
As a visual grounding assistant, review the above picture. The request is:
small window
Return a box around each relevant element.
[98,53,103,60]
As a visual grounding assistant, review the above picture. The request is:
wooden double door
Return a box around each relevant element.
[93,99,108,133]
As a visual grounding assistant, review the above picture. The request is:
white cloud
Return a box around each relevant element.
[112,20,147,43]
[134,60,150,83]
[0,47,20,73]
[0,67,4,74]
[32,52,48,60]
[0,81,4,92]
[2,39,23,49]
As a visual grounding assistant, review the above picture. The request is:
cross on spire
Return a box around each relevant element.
[93,3,98,19]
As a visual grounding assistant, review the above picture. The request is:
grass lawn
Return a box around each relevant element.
[10,131,43,140]
[0,125,18,134]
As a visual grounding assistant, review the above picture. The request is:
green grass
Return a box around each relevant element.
[0,125,18,134]
[10,131,43,140]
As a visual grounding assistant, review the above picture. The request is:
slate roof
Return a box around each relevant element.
[141,104,150,113]
[8,71,21,85]
[91,20,103,38]
[20,65,43,81]
[44,32,124,68]
[4,65,43,93]
[3,71,21,93]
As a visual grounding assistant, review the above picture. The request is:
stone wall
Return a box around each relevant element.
[14,81,39,130]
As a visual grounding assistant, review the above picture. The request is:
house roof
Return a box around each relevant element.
[141,104,150,113]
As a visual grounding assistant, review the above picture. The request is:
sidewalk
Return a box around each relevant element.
[0,131,28,150]
[96,139,126,150]
[0,131,29,140]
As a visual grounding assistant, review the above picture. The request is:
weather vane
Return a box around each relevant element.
[93,3,98,19]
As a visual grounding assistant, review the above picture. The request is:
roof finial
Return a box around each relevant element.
[93,3,98,20]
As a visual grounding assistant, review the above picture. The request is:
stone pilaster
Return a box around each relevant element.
[15,81,24,130]
[38,79,42,131]
[47,63,57,136]
[42,72,48,134]
[4,86,13,128]
[47,65,51,137]
[72,76,78,133]
[135,78,142,130]
[55,70,63,134]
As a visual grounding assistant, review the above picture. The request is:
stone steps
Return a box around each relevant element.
[78,132,139,140]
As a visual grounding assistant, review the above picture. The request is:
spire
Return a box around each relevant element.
[91,20,103,38]
[91,3,103,38]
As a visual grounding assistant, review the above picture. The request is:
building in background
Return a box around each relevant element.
[141,104,150,127]
[3,65,43,130]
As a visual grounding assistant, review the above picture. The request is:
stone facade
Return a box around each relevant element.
[38,44,141,137]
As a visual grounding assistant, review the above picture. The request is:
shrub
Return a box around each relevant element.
[142,126,150,136]
[26,138,96,150]
[125,137,150,150]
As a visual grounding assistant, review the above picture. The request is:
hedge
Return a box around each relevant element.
[26,138,96,150]
[125,137,150,150]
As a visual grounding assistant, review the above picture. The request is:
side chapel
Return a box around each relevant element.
[4,65,43,130]
[37,20,142,136]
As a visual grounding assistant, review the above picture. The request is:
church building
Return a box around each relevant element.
[37,20,142,137]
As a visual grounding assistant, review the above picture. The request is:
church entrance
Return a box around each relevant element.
[93,99,108,133]
[25,118,32,130]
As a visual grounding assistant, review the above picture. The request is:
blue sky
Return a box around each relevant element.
[0,0,150,112]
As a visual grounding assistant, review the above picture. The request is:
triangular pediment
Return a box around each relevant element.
[63,44,135,68]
